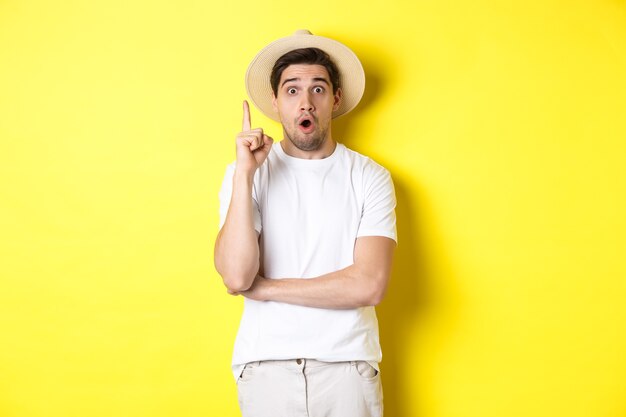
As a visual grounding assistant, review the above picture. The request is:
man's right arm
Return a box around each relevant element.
[214,169,259,292]
[214,101,273,292]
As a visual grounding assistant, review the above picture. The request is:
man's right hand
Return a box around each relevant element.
[236,100,273,174]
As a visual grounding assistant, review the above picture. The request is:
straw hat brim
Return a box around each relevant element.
[245,30,365,122]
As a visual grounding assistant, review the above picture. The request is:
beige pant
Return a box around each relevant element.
[236,359,383,417]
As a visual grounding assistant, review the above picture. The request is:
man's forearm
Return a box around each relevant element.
[235,236,395,309]
[214,169,260,292]
[255,267,385,309]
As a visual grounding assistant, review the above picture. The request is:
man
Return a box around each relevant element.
[214,30,397,417]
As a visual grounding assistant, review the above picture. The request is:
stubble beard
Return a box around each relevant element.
[284,122,329,152]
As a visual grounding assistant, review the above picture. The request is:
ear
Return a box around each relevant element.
[272,92,278,112]
[333,88,343,111]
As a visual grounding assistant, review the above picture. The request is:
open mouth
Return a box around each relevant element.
[298,117,315,132]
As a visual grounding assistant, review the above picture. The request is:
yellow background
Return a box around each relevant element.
[1,0,625,416]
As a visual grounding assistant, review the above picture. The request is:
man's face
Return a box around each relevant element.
[272,64,342,152]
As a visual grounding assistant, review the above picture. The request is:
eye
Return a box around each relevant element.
[287,87,297,94]
[313,86,324,93]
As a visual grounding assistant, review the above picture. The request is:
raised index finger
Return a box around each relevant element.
[242,100,251,131]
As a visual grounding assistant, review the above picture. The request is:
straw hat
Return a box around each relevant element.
[245,29,365,122]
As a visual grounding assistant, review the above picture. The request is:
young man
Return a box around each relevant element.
[214,30,397,417]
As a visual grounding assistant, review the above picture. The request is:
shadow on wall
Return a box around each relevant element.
[377,177,430,417]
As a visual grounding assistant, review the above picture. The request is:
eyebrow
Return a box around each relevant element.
[280,77,331,88]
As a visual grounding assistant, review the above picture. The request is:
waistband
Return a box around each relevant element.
[246,358,351,369]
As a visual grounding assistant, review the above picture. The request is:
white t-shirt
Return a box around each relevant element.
[218,142,397,380]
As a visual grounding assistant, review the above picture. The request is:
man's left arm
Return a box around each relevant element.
[231,235,395,309]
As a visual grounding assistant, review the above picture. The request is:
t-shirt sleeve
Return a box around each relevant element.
[218,162,262,234]
[357,165,397,243]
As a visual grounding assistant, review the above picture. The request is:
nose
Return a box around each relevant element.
[299,92,314,112]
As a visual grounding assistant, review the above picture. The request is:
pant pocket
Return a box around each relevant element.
[354,361,379,380]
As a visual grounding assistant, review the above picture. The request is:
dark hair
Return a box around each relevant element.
[270,47,341,96]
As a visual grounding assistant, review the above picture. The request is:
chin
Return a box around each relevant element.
[295,134,326,151]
